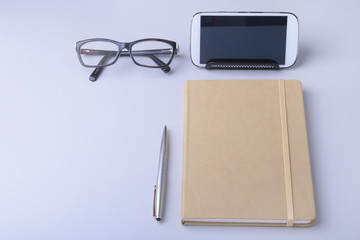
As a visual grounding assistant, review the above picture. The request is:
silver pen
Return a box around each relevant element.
[153,125,168,221]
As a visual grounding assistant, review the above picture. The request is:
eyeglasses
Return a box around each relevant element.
[75,38,179,81]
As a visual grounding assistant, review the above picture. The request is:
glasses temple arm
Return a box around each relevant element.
[80,48,174,56]
[149,55,170,73]
[89,52,117,81]
[128,49,173,72]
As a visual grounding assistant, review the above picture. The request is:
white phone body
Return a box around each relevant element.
[191,12,299,68]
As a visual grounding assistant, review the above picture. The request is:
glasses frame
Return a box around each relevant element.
[75,38,179,68]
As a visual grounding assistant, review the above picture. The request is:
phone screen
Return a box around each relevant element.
[200,16,288,64]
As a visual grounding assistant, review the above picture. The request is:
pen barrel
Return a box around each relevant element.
[154,126,168,221]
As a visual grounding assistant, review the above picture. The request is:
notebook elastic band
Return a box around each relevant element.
[279,80,294,227]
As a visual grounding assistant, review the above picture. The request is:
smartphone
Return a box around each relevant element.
[190,12,299,68]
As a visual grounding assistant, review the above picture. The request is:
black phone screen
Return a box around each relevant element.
[200,16,287,64]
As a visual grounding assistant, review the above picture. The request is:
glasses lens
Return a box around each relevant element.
[79,41,118,67]
[131,40,173,67]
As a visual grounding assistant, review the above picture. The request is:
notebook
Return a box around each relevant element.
[181,80,316,227]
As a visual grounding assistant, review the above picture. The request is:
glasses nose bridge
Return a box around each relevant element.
[116,42,125,51]
[118,42,131,52]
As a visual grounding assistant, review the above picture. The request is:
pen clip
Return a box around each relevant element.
[153,185,157,218]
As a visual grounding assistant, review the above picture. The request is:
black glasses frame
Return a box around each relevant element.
[75,38,179,81]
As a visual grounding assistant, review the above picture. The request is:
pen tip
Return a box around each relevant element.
[156,217,161,221]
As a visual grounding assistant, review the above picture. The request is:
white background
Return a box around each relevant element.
[1,0,359,239]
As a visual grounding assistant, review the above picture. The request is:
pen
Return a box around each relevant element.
[153,125,168,221]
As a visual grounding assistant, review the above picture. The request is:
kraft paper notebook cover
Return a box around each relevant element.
[181,80,315,227]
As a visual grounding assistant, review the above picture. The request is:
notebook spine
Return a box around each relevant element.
[181,81,190,224]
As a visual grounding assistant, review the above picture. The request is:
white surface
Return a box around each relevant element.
[0,0,359,239]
